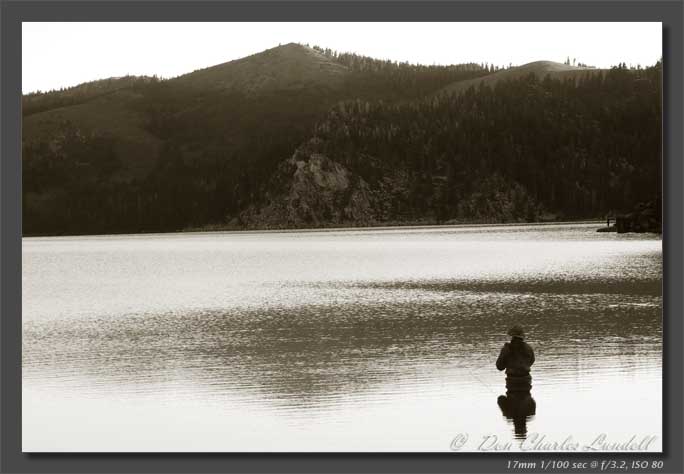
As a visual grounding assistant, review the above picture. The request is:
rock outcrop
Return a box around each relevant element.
[238,144,375,229]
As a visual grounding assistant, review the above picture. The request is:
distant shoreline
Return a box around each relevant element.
[23,219,606,239]
[184,219,606,235]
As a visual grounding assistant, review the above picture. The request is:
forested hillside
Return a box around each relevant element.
[21,43,661,235]
[306,63,661,223]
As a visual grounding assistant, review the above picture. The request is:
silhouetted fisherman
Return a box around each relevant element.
[496,325,537,438]
[496,325,535,392]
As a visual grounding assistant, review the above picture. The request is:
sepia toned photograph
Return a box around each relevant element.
[21,22,662,452]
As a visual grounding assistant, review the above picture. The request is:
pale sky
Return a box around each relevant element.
[22,22,662,94]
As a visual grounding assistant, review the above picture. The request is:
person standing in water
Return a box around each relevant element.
[496,325,535,392]
[496,325,536,438]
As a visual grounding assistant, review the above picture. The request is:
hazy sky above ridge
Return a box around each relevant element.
[22,22,662,93]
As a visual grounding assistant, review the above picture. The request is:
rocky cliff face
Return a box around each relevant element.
[238,145,375,229]
[236,140,545,230]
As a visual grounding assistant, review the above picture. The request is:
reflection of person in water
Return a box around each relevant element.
[497,392,536,438]
[496,325,536,438]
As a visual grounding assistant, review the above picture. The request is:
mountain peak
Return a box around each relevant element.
[272,42,308,51]
[176,42,348,93]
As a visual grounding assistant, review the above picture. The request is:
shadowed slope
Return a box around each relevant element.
[22,87,164,179]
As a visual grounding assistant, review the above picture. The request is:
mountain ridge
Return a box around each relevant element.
[437,60,605,97]
[25,46,594,105]
[21,45,661,236]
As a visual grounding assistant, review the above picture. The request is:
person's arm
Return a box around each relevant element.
[496,343,510,371]
[528,344,535,366]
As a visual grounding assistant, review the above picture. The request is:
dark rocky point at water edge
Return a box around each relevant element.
[616,198,662,233]
[598,198,662,234]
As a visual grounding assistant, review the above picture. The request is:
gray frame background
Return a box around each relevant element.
[1,1,682,473]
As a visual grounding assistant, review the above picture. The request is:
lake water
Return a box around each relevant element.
[22,223,662,452]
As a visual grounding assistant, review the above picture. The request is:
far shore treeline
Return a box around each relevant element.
[22,44,662,236]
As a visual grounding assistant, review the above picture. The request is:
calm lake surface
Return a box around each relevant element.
[22,223,662,452]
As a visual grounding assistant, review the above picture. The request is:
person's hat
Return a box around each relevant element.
[507,325,525,338]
